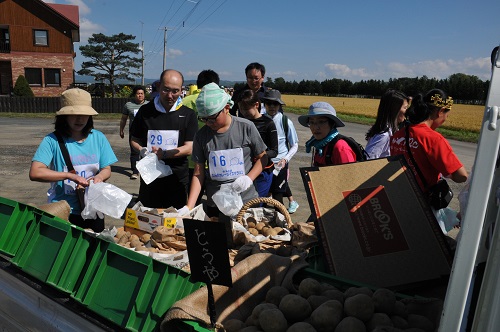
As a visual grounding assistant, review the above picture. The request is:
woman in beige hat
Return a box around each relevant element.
[29,88,118,232]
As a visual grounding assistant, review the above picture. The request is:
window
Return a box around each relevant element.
[44,68,61,87]
[25,68,42,86]
[33,29,48,46]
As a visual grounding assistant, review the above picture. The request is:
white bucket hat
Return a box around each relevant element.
[298,101,344,127]
[56,88,98,116]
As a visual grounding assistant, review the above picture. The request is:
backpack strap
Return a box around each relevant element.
[323,136,341,166]
[281,113,290,149]
[53,131,76,174]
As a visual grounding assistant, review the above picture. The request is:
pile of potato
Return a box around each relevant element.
[245,216,287,237]
[113,227,184,254]
[223,278,438,332]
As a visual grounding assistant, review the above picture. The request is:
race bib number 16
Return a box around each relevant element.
[209,148,245,181]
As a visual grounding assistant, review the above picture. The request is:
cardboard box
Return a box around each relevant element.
[124,207,179,233]
[300,156,453,289]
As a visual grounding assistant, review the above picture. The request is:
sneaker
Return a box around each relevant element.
[288,201,299,214]
[130,173,138,180]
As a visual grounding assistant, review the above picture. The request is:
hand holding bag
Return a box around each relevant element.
[405,126,453,210]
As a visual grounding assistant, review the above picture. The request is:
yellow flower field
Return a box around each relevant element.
[282,95,484,132]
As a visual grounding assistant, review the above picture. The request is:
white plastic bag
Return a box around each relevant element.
[434,207,460,234]
[212,183,243,217]
[81,182,133,219]
[136,153,173,185]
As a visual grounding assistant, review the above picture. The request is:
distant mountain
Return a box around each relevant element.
[75,75,241,88]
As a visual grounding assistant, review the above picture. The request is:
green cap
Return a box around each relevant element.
[196,83,234,117]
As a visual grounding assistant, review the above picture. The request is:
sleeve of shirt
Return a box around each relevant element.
[97,131,118,168]
[122,102,129,116]
[366,133,389,159]
[429,136,463,176]
[191,131,206,164]
[287,119,299,146]
[32,134,56,167]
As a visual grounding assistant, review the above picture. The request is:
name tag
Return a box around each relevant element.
[209,148,245,181]
[147,130,179,151]
[63,163,99,195]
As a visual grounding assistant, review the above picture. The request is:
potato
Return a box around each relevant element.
[299,278,322,299]
[252,303,278,319]
[392,301,408,318]
[116,228,127,239]
[323,289,344,304]
[140,233,151,243]
[262,228,278,237]
[320,282,339,292]
[130,234,140,242]
[117,233,129,244]
[391,315,409,329]
[223,318,246,332]
[259,308,288,332]
[130,239,142,248]
[273,226,284,234]
[344,286,373,298]
[240,327,261,332]
[135,245,148,251]
[255,222,267,231]
[266,286,289,307]
[247,221,257,229]
[334,316,366,332]
[343,293,375,322]
[279,294,312,323]
[372,288,396,314]
[307,295,329,310]
[366,313,393,331]
[310,300,343,332]
[407,314,434,332]
[248,228,259,236]
[286,321,316,332]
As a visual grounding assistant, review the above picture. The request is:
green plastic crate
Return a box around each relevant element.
[11,214,81,286]
[0,196,38,257]
[73,241,204,331]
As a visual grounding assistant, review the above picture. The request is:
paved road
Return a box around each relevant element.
[0,115,476,228]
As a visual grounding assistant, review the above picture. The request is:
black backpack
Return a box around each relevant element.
[324,134,369,165]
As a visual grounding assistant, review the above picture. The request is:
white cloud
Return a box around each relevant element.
[324,57,492,81]
[79,17,104,43]
[167,48,183,57]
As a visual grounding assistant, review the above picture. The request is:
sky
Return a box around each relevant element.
[43,0,500,84]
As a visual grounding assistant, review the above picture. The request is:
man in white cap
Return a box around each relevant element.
[29,88,117,232]
[181,82,268,217]
[130,69,198,209]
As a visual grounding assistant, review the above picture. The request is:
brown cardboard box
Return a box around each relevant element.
[300,157,453,289]
[124,208,179,233]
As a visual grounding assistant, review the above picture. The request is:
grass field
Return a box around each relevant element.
[281,95,484,142]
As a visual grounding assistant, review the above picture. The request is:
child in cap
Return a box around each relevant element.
[180,83,268,217]
[29,88,118,232]
[298,101,356,166]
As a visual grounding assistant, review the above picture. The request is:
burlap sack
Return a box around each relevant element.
[161,253,309,331]
[37,200,71,220]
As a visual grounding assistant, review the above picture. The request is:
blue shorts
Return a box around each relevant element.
[254,170,273,197]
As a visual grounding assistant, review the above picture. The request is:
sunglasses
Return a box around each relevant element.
[198,110,223,123]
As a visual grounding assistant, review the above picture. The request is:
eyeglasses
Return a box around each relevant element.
[198,110,223,123]
[308,119,329,127]
[161,87,181,95]
[246,76,262,81]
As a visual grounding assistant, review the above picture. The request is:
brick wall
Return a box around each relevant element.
[1,52,74,97]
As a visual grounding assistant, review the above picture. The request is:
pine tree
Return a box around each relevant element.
[13,75,34,97]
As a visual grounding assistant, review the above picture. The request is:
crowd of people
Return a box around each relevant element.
[29,62,468,234]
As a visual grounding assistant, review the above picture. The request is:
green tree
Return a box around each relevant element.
[77,33,141,98]
[13,75,34,97]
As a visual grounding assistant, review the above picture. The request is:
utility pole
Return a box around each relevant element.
[140,21,144,86]
[160,26,173,72]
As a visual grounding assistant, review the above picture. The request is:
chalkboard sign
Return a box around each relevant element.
[184,219,232,287]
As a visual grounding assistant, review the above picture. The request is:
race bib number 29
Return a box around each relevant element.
[209,148,245,181]
[147,130,179,151]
